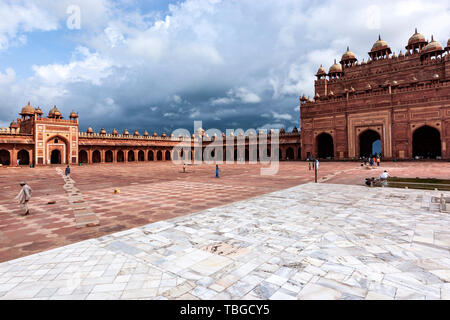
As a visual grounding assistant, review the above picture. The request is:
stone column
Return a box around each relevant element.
[101,150,105,163]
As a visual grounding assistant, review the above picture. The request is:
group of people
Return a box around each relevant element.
[363,155,381,167]
[308,158,320,171]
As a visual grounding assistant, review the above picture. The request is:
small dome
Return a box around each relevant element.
[87,127,94,134]
[328,59,342,74]
[9,121,19,128]
[361,59,366,65]
[280,128,285,134]
[112,129,118,135]
[133,130,140,136]
[70,110,78,118]
[34,107,43,115]
[370,35,390,52]
[100,128,107,134]
[161,133,167,137]
[20,102,35,116]
[123,129,130,135]
[340,47,357,63]
[398,50,404,57]
[421,36,443,55]
[407,28,427,47]
[143,130,149,137]
[300,94,307,102]
[153,132,158,137]
[316,65,326,76]
[292,126,298,133]
[48,105,62,118]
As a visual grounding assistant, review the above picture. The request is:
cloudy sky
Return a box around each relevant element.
[0,0,449,134]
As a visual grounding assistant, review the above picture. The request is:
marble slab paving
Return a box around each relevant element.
[1,183,450,300]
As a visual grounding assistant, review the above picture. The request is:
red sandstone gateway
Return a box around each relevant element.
[300,30,450,160]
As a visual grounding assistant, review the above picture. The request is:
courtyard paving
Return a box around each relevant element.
[0,182,449,300]
[1,161,450,263]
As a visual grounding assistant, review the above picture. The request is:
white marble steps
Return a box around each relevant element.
[56,168,100,228]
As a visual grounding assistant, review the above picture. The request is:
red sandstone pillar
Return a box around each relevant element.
[113,150,117,163]
[101,150,105,163]
[12,146,17,166]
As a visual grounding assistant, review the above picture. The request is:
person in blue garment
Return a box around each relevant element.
[216,164,219,178]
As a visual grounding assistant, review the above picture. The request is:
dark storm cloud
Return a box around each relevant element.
[0,0,449,133]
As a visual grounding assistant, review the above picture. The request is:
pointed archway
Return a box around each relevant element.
[79,150,88,163]
[51,150,61,164]
[17,150,30,165]
[317,133,334,159]
[359,130,381,158]
[0,149,10,165]
[413,125,441,159]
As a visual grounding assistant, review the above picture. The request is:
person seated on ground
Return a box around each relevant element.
[380,170,390,180]
[365,177,378,187]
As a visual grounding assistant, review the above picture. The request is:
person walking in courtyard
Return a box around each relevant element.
[65,165,70,177]
[376,157,380,167]
[216,164,219,178]
[315,159,319,170]
[369,157,373,166]
[16,181,32,216]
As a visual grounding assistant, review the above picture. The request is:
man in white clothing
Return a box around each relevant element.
[16,182,32,215]
[380,170,390,180]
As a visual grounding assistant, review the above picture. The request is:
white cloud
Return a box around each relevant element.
[32,46,113,86]
[271,111,292,121]
[0,1,58,50]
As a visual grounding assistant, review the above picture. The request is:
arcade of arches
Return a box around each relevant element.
[311,125,444,160]
[0,148,32,166]
[75,145,302,165]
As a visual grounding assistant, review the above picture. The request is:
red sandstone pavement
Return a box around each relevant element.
[1,161,450,263]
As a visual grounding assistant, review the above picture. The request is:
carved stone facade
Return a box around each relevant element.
[300,31,450,160]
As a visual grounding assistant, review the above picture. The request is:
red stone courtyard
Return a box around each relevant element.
[1,161,450,263]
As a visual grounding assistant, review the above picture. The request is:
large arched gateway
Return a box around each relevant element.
[359,130,381,157]
[317,133,334,159]
[413,125,441,159]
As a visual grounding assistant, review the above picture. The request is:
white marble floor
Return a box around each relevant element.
[1,183,450,300]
